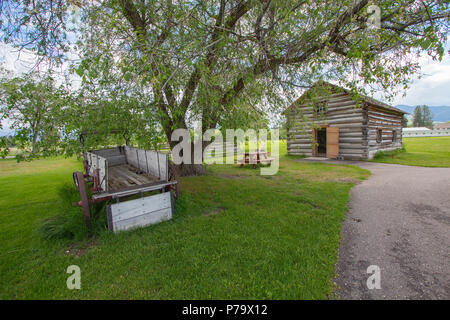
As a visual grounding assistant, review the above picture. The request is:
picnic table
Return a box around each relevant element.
[237,151,274,169]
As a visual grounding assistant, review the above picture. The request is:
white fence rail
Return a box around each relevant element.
[402,129,450,137]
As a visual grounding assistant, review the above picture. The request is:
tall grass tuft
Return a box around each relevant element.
[373,147,406,160]
[38,183,107,241]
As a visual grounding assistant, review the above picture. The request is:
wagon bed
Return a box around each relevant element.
[73,145,179,232]
[108,164,158,190]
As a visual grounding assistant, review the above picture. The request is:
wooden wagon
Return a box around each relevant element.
[73,146,179,232]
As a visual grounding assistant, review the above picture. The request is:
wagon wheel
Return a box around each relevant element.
[167,162,180,199]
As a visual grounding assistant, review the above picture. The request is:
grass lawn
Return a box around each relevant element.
[370,136,450,167]
[0,145,369,299]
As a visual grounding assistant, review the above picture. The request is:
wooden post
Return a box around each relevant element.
[74,171,91,226]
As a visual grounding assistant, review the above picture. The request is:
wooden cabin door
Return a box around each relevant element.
[326,127,339,158]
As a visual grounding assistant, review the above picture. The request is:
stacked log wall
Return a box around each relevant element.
[286,92,367,159]
[366,106,403,159]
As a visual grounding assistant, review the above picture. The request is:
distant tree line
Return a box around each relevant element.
[401,115,408,128]
[412,105,434,128]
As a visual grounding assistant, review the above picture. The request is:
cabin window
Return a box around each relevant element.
[376,129,382,143]
[392,130,397,142]
[315,103,327,116]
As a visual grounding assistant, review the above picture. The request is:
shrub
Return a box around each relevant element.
[373,147,406,159]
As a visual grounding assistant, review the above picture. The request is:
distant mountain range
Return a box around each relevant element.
[395,105,450,122]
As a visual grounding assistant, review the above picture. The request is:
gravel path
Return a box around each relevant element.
[302,159,450,299]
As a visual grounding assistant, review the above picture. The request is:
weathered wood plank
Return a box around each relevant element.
[124,146,168,181]
[85,152,108,192]
[107,192,173,233]
[108,164,159,191]
[107,155,127,166]
[91,147,123,158]
[158,152,168,181]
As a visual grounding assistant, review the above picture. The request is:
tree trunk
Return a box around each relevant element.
[31,112,41,155]
[31,129,38,154]
[169,140,211,177]
[172,163,207,177]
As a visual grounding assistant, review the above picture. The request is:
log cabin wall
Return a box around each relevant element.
[286,91,367,159]
[366,105,403,159]
[286,90,404,160]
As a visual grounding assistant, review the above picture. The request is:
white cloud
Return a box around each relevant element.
[0,43,82,87]
[0,43,40,74]
[390,52,450,106]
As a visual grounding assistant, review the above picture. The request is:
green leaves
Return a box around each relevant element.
[123,71,132,82]
[420,38,433,50]
[0,73,69,159]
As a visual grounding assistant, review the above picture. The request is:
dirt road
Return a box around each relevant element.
[303,159,450,299]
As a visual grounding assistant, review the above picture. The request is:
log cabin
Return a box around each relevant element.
[284,82,406,160]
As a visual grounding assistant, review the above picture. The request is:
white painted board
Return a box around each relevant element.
[107,192,174,233]
[158,152,168,181]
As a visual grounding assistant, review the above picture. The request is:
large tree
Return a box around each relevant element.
[422,105,434,128]
[413,105,424,126]
[1,0,449,174]
[412,105,434,127]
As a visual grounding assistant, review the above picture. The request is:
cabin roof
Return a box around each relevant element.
[284,81,407,115]
[434,122,450,129]
[402,127,431,131]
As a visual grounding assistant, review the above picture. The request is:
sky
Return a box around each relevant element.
[0,43,80,86]
[387,51,450,106]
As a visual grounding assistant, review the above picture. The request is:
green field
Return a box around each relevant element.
[370,136,450,167]
[0,145,370,299]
